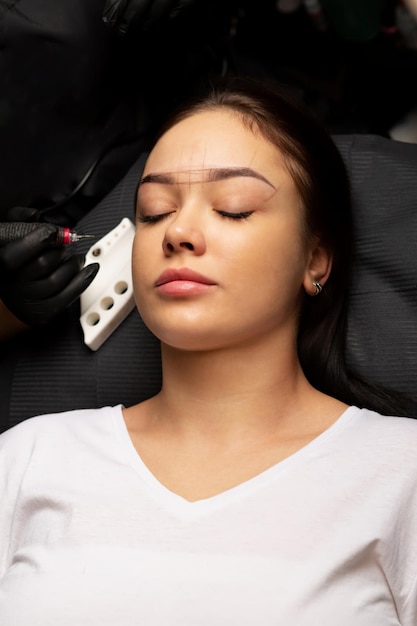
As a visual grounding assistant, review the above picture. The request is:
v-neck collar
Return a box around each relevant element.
[112,404,359,521]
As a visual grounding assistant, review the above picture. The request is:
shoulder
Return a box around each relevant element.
[341,406,417,468]
[0,405,124,457]
[0,406,126,512]
[351,406,417,436]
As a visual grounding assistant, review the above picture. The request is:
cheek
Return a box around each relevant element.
[247,224,307,281]
[131,235,155,300]
[240,233,309,323]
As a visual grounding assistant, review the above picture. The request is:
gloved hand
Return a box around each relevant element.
[102,0,195,34]
[0,207,99,327]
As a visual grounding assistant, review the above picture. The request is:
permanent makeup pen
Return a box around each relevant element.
[0,222,95,247]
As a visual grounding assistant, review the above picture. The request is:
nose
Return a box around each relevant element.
[162,213,206,257]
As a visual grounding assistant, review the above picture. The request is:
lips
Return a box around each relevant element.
[154,268,216,297]
[155,267,216,287]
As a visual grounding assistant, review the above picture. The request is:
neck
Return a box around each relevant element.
[151,334,321,440]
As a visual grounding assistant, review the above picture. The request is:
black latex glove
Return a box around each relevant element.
[0,208,99,327]
[102,0,195,34]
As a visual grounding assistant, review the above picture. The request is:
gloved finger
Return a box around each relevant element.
[51,262,100,310]
[18,255,88,300]
[122,0,163,30]
[4,262,100,327]
[145,0,190,25]
[21,263,100,326]
[102,0,133,30]
[16,249,68,281]
[6,206,42,223]
[103,0,189,34]
[0,223,59,270]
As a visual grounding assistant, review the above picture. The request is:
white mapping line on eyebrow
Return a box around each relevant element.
[139,167,276,189]
[208,167,276,189]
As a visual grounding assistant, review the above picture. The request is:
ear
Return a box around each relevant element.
[302,240,333,296]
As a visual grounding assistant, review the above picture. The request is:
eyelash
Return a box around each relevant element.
[216,210,253,220]
[137,210,253,224]
[137,212,174,224]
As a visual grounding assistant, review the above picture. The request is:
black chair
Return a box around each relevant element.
[1,135,417,432]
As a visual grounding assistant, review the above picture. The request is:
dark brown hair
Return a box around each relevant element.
[153,75,412,416]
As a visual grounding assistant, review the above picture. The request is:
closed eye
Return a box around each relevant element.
[137,212,174,224]
[216,210,253,220]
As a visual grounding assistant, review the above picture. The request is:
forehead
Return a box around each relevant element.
[143,109,287,185]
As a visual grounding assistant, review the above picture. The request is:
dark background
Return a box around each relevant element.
[190,0,417,138]
[1,0,416,224]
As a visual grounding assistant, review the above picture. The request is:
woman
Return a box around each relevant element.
[1,76,416,625]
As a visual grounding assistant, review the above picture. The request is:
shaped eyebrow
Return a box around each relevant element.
[139,167,276,189]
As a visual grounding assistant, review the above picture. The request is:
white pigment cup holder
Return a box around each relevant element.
[80,217,136,351]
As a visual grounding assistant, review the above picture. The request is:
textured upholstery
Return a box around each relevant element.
[335,135,417,400]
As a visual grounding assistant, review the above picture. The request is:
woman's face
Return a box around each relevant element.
[133,109,327,351]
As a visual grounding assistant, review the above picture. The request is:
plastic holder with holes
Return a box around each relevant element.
[79,217,136,351]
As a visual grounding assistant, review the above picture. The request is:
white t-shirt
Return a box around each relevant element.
[0,404,417,625]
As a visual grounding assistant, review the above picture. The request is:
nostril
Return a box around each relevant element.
[181,242,194,251]
[166,242,174,252]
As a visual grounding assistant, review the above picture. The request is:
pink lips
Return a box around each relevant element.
[155,268,216,296]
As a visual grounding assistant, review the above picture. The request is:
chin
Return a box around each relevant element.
[141,308,220,349]
[158,330,221,353]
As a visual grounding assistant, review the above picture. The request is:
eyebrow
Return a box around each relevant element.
[139,167,276,189]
